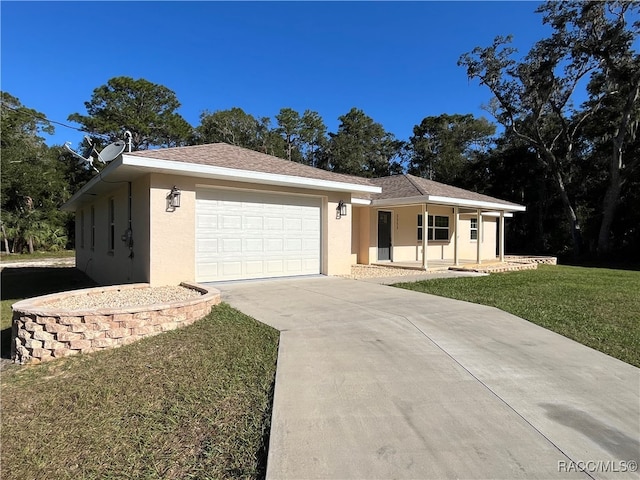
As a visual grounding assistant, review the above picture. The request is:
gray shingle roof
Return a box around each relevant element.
[128,143,375,186]
[128,144,522,209]
[368,174,522,208]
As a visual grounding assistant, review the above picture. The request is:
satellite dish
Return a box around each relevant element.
[63,142,98,173]
[97,140,126,163]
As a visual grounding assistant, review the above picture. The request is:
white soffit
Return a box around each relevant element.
[372,195,525,212]
[425,195,526,212]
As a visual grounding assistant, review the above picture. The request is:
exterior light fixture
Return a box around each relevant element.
[167,186,181,209]
[336,200,347,219]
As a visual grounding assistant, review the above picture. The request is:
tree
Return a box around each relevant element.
[68,76,193,150]
[553,1,640,256]
[407,114,495,184]
[327,108,403,177]
[299,110,328,168]
[1,93,73,253]
[274,108,328,166]
[459,0,640,257]
[275,108,303,162]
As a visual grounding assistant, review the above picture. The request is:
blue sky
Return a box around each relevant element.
[2,1,551,148]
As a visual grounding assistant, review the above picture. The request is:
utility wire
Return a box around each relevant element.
[0,101,111,140]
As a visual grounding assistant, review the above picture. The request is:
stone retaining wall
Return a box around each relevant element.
[505,255,558,265]
[11,282,221,365]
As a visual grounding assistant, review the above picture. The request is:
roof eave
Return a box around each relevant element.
[61,154,382,212]
[124,155,381,194]
[371,194,526,212]
[61,156,125,212]
[427,195,526,212]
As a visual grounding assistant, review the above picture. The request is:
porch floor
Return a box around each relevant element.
[372,259,480,271]
[368,256,553,275]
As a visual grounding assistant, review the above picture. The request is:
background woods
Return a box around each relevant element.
[2,1,638,261]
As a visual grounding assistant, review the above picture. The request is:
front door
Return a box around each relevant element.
[377,211,392,261]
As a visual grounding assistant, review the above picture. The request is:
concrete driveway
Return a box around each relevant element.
[217,277,640,480]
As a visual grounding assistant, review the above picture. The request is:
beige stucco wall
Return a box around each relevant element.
[148,174,196,286]
[359,206,371,265]
[358,205,500,264]
[75,176,150,285]
[350,206,360,265]
[457,214,497,261]
[145,174,353,285]
[326,192,352,276]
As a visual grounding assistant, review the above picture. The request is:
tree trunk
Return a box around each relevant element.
[597,78,639,256]
[1,223,9,254]
[597,143,623,257]
[553,169,583,256]
[28,236,34,254]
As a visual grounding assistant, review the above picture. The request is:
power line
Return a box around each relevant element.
[0,101,111,139]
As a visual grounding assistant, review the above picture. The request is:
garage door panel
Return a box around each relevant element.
[303,238,319,251]
[222,215,242,229]
[245,216,263,229]
[197,214,217,228]
[220,238,241,253]
[198,262,218,278]
[245,261,264,275]
[265,217,284,230]
[285,218,303,231]
[245,238,263,252]
[303,218,319,231]
[266,260,285,273]
[266,239,284,252]
[197,239,218,254]
[221,262,242,276]
[285,238,302,251]
[196,189,321,282]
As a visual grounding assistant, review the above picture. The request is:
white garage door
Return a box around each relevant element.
[195,189,321,282]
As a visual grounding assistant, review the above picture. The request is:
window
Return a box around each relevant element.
[90,206,95,250]
[79,210,85,249]
[428,215,450,241]
[108,198,115,252]
[418,214,450,242]
[470,217,478,240]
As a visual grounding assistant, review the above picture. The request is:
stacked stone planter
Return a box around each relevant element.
[11,282,220,365]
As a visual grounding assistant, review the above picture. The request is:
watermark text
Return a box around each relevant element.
[558,460,638,474]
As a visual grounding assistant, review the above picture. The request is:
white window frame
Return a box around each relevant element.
[418,214,450,242]
[470,217,478,241]
[428,215,449,242]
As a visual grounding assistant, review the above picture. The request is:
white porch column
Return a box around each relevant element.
[422,204,428,270]
[476,209,482,265]
[499,211,505,262]
[454,206,459,266]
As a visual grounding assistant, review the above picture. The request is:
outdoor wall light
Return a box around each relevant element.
[336,200,347,219]
[167,186,181,209]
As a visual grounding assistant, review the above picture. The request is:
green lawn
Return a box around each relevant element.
[0,249,75,261]
[1,267,279,480]
[395,264,640,367]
